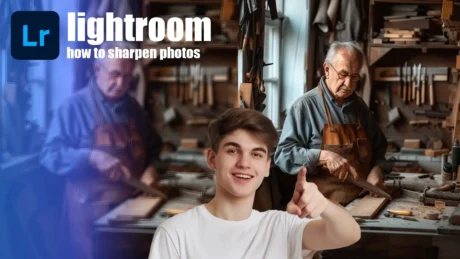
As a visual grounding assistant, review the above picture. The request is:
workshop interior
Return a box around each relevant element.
[3,0,460,258]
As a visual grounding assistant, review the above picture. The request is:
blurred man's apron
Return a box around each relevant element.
[308,85,372,206]
[63,87,146,259]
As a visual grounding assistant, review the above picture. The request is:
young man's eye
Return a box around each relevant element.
[227,149,238,154]
[252,153,263,158]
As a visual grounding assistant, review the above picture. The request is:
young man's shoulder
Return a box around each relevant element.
[159,205,201,227]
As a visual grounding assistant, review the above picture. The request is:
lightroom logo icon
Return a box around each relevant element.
[11,11,60,60]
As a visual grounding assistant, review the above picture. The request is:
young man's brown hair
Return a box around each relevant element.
[208,108,279,155]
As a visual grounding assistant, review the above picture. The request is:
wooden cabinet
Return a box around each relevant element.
[368,0,457,149]
[141,0,239,149]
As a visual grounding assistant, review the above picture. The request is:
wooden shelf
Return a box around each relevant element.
[371,43,460,49]
[146,0,221,4]
[372,0,442,4]
[369,44,460,65]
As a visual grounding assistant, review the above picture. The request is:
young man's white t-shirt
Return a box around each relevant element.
[148,205,317,259]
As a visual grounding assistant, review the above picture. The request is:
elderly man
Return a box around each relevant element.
[40,42,163,259]
[275,41,387,206]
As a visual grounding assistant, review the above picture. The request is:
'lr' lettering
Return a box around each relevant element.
[22,25,49,47]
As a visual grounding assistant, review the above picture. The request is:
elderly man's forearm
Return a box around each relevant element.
[275,147,321,174]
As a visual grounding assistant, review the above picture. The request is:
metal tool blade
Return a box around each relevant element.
[417,63,421,87]
[404,62,407,82]
[421,67,426,83]
[401,188,422,200]
[346,174,392,200]
[406,63,410,82]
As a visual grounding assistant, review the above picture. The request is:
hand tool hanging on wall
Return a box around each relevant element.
[400,63,406,99]
[416,63,421,106]
[406,64,411,103]
[421,67,426,104]
[412,64,417,102]
[236,0,278,112]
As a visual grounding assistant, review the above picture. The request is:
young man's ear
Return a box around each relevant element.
[263,157,271,177]
[206,148,217,170]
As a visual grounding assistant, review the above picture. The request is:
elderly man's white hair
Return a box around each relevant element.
[324,41,365,69]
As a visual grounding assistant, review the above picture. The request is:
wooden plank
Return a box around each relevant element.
[181,138,198,149]
[350,195,388,219]
[404,139,421,149]
[369,47,392,66]
[388,38,420,42]
[449,204,460,225]
[452,80,460,142]
[424,148,450,157]
[239,83,253,108]
[374,67,448,82]
[384,18,430,30]
[116,197,163,219]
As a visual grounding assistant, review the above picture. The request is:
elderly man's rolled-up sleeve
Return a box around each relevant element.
[274,103,321,175]
[40,103,91,176]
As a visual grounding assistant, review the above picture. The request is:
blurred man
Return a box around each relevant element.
[275,41,387,206]
[40,42,163,259]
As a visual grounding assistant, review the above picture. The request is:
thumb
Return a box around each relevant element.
[120,164,132,180]
[286,201,302,216]
[297,167,307,183]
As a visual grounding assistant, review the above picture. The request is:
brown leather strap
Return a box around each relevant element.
[317,85,335,131]
[354,107,363,130]
[88,85,104,126]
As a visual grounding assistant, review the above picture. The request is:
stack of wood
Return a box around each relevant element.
[373,4,444,45]
[378,28,422,45]
[400,138,450,157]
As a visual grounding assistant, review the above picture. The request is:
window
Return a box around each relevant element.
[236,2,283,128]
[263,7,283,129]
[263,19,281,128]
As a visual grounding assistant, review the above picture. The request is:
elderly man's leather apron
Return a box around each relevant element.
[308,86,372,206]
[64,87,146,259]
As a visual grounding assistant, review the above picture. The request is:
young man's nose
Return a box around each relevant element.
[236,153,251,168]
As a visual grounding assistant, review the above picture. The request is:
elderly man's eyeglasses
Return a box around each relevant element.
[99,63,134,81]
[327,63,361,82]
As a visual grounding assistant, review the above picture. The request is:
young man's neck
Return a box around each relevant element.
[204,189,255,221]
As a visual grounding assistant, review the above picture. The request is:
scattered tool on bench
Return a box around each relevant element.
[388,209,413,216]
[354,217,381,224]
[384,211,418,221]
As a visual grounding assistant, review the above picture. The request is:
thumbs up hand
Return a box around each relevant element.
[286,167,329,219]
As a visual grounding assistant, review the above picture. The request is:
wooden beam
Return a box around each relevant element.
[369,47,392,66]
[452,80,460,142]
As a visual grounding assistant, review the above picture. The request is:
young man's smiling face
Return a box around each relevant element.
[207,129,271,199]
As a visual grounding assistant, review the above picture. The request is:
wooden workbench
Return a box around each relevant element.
[93,172,460,259]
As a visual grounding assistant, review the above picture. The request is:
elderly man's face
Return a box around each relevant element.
[94,58,135,101]
[323,50,362,101]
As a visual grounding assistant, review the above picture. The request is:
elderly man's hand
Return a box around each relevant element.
[140,165,160,186]
[365,165,386,197]
[89,150,131,181]
[322,151,359,181]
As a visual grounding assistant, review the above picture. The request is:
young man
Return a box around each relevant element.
[149,108,360,259]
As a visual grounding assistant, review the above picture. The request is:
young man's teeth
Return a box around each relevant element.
[235,174,251,179]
